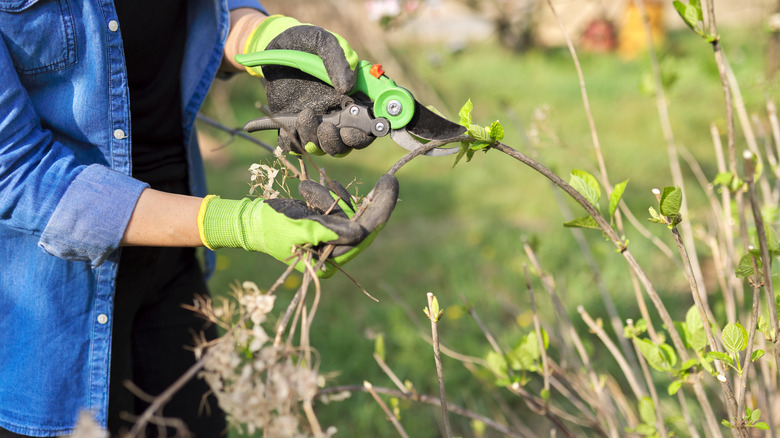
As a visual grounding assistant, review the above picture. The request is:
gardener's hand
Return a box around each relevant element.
[242,15,374,157]
[198,174,398,277]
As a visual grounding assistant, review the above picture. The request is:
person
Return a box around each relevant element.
[0,1,397,436]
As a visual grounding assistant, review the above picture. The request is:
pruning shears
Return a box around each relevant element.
[235,50,466,156]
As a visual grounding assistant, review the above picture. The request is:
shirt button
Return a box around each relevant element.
[113,129,126,140]
[97,314,108,324]
[108,20,119,32]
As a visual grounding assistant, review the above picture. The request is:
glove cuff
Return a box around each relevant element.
[242,15,302,77]
[199,196,252,250]
[241,15,360,77]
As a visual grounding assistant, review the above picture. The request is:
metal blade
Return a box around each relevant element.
[390,129,460,156]
[405,100,467,140]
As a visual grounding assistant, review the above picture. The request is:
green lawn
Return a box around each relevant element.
[196,25,773,436]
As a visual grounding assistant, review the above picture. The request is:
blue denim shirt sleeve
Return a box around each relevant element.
[0,38,148,268]
[227,0,267,13]
[39,165,148,266]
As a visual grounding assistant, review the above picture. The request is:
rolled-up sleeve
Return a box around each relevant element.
[0,40,148,268]
[39,164,147,266]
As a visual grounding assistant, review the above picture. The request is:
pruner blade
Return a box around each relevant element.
[389,129,460,157]
[387,100,465,156]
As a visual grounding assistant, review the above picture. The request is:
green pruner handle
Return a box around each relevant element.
[235,50,416,130]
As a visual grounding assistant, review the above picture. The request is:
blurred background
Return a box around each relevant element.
[196,0,779,435]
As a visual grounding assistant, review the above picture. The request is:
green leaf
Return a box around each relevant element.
[722,322,748,353]
[485,351,508,381]
[751,349,765,362]
[706,350,734,366]
[563,215,601,230]
[714,171,745,192]
[659,186,683,217]
[488,120,504,142]
[648,206,666,224]
[638,397,656,426]
[758,315,772,340]
[453,142,469,168]
[470,140,491,151]
[736,254,757,279]
[764,223,780,253]
[673,0,704,35]
[467,124,491,142]
[540,388,550,401]
[428,295,441,322]
[749,407,761,423]
[752,422,770,430]
[672,1,697,32]
[609,179,628,220]
[458,99,473,127]
[658,342,677,369]
[633,424,657,436]
[685,306,709,352]
[637,339,671,372]
[571,170,602,206]
[721,419,733,428]
[681,358,699,371]
[374,333,385,362]
[668,379,684,396]
[713,171,734,187]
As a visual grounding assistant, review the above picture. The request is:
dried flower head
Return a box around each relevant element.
[194,281,330,437]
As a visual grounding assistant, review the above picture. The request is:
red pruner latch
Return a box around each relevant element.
[370,64,385,79]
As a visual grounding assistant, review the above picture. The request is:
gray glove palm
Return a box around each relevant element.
[243,16,374,156]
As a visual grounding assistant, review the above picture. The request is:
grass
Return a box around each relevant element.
[196,25,773,436]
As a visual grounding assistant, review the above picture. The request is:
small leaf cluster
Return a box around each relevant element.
[485,329,548,388]
[424,294,444,322]
[672,0,717,42]
[625,308,706,397]
[454,99,504,166]
[706,322,764,376]
[713,171,745,194]
[648,186,683,229]
[735,223,780,280]
[724,406,769,431]
[564,169,628,234]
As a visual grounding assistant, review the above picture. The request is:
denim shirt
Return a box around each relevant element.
[0,0,265,435]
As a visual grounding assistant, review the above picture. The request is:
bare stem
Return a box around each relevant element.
[426,292,452,438]
[319,384,526,438]
[578,307,645,399]
[523,265,550,398]
[627,320,668,438]
[363,381,410,438]
[744,151,780,377]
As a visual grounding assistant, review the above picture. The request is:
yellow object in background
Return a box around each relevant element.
[618,0,666,59]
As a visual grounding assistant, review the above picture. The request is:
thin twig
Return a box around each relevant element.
[627,320,668,438]
[363,381,410,438]
[319,384,528,438]
[578,307,645,400]
[386,136,472,176]
[632,0,710,306]
[744,151,780,380]
[492,141,723,437]
[196,113,276,153]
[426,292,452,438]
[523,265,550,400]
[373,353,410,394]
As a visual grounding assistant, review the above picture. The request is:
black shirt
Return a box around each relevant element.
[114,0,189,187]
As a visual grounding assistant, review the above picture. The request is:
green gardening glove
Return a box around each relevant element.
[198,175,399,277]
[242,15,374,157]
